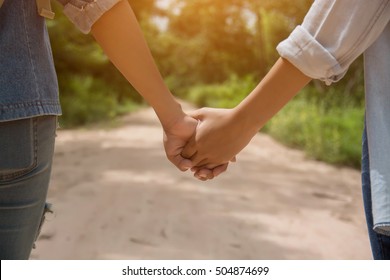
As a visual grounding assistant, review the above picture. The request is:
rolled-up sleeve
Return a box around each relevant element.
[56,0,122,34]
[276,0,390,85]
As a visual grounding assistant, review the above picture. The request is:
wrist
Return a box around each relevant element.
[157,100,186,131]
[232,104,263,135]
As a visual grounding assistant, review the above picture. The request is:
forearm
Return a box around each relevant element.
[234,58,312,131]
[90,0,183,128]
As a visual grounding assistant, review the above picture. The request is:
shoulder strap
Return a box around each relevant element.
[0,0,4,9]
[36,0,55,19]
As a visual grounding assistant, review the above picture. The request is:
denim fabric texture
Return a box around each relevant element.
[0,116,57,259]
[0,0,59,259]
[362,125,390,259]
[0,0,119,260]
[0,0,61,121]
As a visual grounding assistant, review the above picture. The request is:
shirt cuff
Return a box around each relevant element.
[276,26,345,85]
[63,0,122,34]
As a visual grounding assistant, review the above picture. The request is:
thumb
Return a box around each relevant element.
[181,132,197,160]
[188,108,207,121]
[169,154,193,172]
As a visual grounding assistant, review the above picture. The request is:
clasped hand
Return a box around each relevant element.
[163,107,258,181]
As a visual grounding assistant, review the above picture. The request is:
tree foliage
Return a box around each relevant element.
[49,0,364,126]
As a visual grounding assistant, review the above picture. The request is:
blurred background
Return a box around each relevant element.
[49,0,364,168]
[34,0,371,259]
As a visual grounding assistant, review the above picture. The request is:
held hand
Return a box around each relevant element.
[163,113,230,180]
[163,114,198,171]
[190,157,236,181]
[182,107,258,168]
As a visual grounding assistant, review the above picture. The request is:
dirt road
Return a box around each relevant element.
[31,105,371,259]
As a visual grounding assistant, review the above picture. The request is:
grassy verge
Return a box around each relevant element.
[263,96,364,168]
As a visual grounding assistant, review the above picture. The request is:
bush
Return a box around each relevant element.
[59,75,140,127]
[264,93,364,168]
[187,75,257,108]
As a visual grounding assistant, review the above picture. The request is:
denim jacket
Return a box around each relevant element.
[0,0,60,121]
[0,0,120,121]
[277,0,390,236]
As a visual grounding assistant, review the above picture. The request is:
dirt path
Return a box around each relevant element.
[31,104,371,260]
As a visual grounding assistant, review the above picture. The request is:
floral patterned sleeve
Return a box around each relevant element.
[56,0,122,34]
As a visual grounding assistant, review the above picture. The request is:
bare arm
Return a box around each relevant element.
[182,0,390,176]
[90,0,183,129]
[88,1,230,175]
[182,58,311,168]
[235,58,311,132]
[89,1,198,171]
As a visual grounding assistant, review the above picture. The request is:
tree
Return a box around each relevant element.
[151,0,315,88]
[158,0,259,86]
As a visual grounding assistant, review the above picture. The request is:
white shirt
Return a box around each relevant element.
[277,0,390,235]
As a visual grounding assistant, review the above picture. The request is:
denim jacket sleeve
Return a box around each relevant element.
[56,0,122,34]
[276,0,390,85]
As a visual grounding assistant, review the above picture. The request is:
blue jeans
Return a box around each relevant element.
[362,125,390,260]
[0,116,56,259]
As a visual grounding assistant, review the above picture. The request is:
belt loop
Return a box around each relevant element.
[36,0,55,19]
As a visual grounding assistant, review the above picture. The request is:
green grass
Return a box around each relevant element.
[264,97,364,168]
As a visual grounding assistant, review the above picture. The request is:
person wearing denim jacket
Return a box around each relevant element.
[181,0,390,259]
[0,0,224,259]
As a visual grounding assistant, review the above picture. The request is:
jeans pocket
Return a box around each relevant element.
[0,118,37,182]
